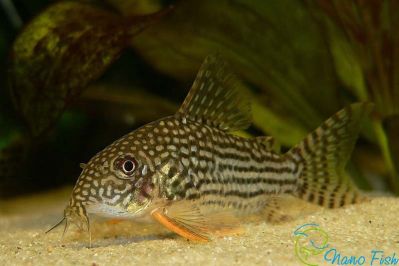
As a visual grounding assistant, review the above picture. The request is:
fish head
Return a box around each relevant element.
[64,130,157,230]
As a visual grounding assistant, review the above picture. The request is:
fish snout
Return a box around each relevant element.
[64,204,90,232]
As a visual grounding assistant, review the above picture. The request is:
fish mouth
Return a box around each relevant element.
[64,205,90,231]
[46,197,153,246]
[46,204,92,246]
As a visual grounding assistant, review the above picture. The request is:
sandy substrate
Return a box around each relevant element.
[0,187,398,266]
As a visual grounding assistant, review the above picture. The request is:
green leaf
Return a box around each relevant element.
[327,24,368,101]
[251,100,307,145]
[315,1,399,117]
[9,1,130,137]
[78,84,178,125]
[105,0,163,16]
[130,0,343,144]
[383,115,399,192]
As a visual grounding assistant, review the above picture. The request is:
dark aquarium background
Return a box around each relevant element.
[1,0,398,198]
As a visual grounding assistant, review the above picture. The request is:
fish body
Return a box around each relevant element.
[55,56,371,242]
[80,116,297,216]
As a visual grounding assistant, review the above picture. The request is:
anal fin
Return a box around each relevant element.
[262,196,293,223]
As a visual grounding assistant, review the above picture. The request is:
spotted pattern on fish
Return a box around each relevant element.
[54,55,372,243]
[126,117,299,214]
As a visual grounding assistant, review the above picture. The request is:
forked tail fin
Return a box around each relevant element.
[287,103,373,208]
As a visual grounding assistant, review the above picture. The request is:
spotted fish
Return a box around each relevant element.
[48,55,371,243]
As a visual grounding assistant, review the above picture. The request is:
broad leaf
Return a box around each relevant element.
[9,2,130,137]
[78,84,178,125]
[130,0,342,145]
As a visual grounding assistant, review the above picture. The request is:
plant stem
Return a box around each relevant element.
[373,120,399,194]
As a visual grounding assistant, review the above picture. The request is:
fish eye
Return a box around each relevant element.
[123,160,135,173]
[114,155,137,176]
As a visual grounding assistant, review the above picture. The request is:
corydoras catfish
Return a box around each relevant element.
[47,55,371,244]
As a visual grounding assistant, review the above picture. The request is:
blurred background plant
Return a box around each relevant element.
[0,0,397,198]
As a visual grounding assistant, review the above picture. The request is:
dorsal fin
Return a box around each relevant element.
[176,55,252,131]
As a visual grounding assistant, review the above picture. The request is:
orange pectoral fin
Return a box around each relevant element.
[107,219,124,225]
[151,210,209,242]
[151,200,243,242]
[151,209,209,242]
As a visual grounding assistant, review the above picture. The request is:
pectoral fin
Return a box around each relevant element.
[106,219,124,225]
[151,207,209,242]
[151,200,242,242]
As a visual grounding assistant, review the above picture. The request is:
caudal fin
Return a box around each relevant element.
[287,103,373,208]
